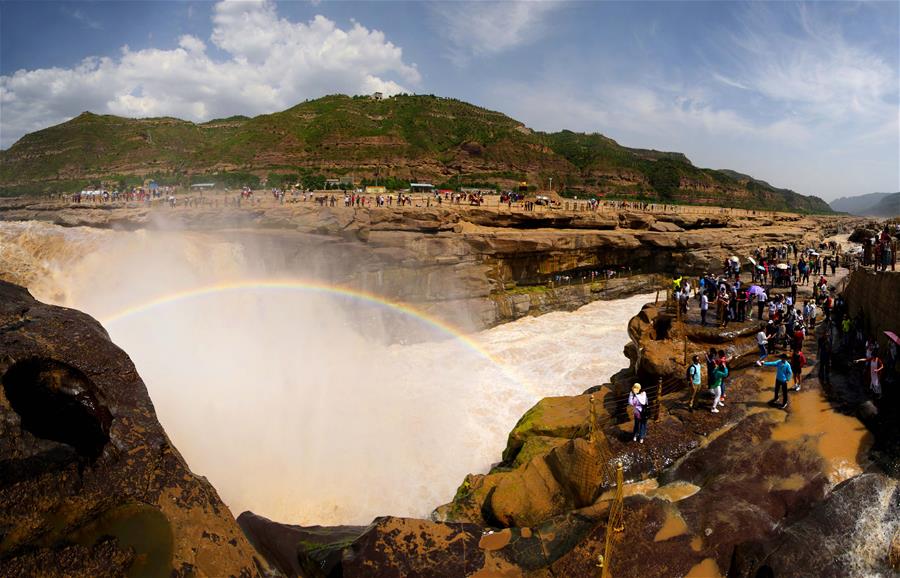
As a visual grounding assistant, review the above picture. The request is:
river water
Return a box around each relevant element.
[0,221,651,525]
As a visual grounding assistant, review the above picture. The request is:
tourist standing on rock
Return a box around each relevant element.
[709,360,728,413]
[757,289,767,321]
[790,349,806,391]
[758,353,793,409]
[804,300,817,330]
[706,347,718,386]
[736,288,748,322]
[855,353,884,399]
[700,291,709,326]
[687,355,703,410]
[717,350,730,402]
[629,383,649,443]
[757,328,769,361]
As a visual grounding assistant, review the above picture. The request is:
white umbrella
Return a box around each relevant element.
[747,257,757,265]
[776,263,789,270]
[729,256,740,262]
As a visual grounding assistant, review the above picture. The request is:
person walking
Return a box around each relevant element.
[757,353,793,409]
[687,355,703,410]
[757,289,767,321]
[628,383,649,443]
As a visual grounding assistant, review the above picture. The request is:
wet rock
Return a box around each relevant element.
[0,281,263,577]
[341,517,485,578]
[237,511,366,578]
[489,456,572,528]
[501,394,592,464]
[730,473,900,578]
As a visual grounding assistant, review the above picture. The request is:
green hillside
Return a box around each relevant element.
[0,94,833,212]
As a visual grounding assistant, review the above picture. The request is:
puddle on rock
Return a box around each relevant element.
[770,390,872,484]
[685,557,722,578]
[769,473,808,491]
[479,528,512,551]
[597,478,659,502]
[690,536,703,552]
[654,506,689,542]
[650,481,700,502]
[69,503,173,578]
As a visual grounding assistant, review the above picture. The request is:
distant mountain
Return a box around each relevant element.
[830,192,900,217]
[0,94,833,213]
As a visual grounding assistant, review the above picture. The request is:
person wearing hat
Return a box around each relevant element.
[628,383,649,444]
[757,353,794,409]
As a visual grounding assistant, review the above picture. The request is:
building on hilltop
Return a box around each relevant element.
[410,183,434,193]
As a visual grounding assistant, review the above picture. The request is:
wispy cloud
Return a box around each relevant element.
[430,1,564,65]
[62,7,103,30]
[719,3,897,130]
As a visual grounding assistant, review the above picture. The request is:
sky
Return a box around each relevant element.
[1,1,898,200]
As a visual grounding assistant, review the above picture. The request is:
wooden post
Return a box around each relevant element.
[654,376,663,421]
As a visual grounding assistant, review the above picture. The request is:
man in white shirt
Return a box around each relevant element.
[756,329,769,361]
[700,292,709,326]
[756,290,767,320]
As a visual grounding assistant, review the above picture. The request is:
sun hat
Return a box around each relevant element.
[632,383,642,393]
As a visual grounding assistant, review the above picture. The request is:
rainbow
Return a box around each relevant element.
[101,279,513,377]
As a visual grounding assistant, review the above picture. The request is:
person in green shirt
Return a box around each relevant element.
[709,361,728,413]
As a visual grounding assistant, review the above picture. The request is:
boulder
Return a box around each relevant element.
[489,456,572,528]
[730,473,899,578]
[501,395,591,463]
[650,221,685,233]
[0,281,263,577]
[237,511,365,578]
[341,517,485,578]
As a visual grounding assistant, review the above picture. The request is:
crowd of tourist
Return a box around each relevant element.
[630,233,898,442]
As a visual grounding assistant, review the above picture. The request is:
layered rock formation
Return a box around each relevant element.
[0,281,264,577]
[0,198,865,330]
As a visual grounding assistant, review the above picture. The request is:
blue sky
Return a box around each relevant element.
[1,1,897,200]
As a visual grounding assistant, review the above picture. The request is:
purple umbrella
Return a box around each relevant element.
[748,285,765,296]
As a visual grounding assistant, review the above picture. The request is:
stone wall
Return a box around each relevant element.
[842,269,900,353]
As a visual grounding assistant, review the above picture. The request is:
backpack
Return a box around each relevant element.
[797,351,807,367]
[687,364,698,382]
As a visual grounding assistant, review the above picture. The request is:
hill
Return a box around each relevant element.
[0,94,833,212]
[830,192,900,217]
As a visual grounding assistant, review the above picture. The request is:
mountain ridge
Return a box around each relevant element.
[0,94,833,213]
[830,192,900,217]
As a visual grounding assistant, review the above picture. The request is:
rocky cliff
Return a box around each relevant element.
[0,198,864,331]
[0,281,265,577]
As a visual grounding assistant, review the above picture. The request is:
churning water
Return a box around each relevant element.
[0,221,650,525]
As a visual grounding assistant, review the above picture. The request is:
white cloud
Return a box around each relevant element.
[0,0,419,147]
[430,1,563,64]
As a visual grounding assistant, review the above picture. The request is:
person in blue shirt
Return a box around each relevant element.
[757,353,793,409]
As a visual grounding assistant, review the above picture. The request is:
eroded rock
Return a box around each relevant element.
[0,281,264,577]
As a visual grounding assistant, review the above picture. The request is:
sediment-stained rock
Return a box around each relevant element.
[0,281,264,577]
[730,473,899,578]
